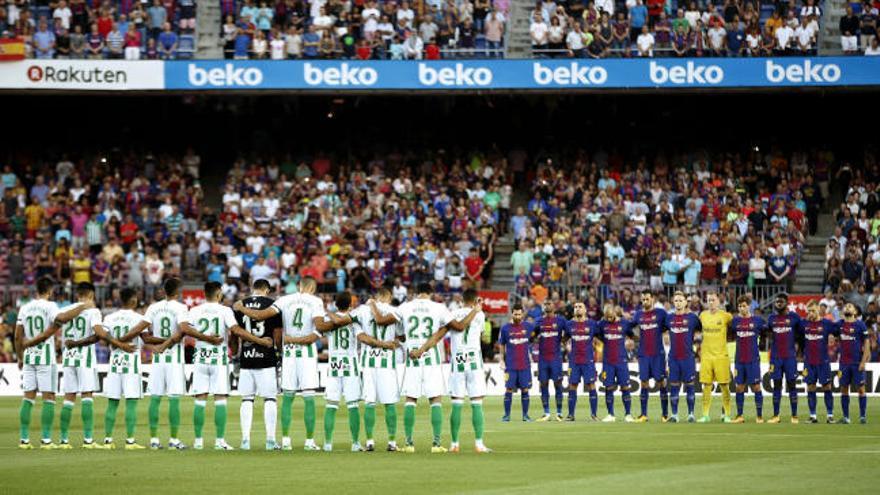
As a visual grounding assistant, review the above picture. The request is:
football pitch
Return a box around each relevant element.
[2,396,879,494]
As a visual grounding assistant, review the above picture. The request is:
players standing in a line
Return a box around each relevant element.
[233,279,283,450]
[596,305,636,422]
[320,291,399,452]
[632,290,669,422]
[798,301,837,423]
[353,288,404,452]
[664,291,701,423]
[730,296,766,424]
[563,302,599,421]
[834,303,871,424]
[58,283,126,449]
[533,301,567,422]
[766,294,802,423]
[497,304,535,422]
[697,292,734,423]
[15,277,94,449]
[234,277,344,451]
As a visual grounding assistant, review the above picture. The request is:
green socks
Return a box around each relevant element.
[215,399,227,439]
[148,395,161,437]
[104,399,120,437]
[324,405,338,444]
[348,403,360,444]
[281,393,294,436]
[193,400,206,438]
[41,399,55,441]
[385,403,397,440]
[125,399,138,438]
[169,396,181,438]
[82,398,94,441]
[431,403,443,446]
[303,395,316,439]
[472,401,485,442]
[60,400,74,442]
[364,403,376,441]
[20,398,34,441]
[450,401,463,444]
[404,403,416,444]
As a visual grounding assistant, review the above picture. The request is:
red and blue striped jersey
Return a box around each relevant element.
[798,319,835,366]
[499,321,536,371]
[665,312,701,361]
[533,315,567,363]
[634,307,668,358]
[733,315,765,364]
[565,319,598,365]
[835,320,868,366]
[596,319,635,366]
[767,311,801,360]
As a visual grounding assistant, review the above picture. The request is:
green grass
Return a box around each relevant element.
[2,396,880,494]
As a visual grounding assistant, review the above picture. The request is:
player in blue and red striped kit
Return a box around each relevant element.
[563,302,599,421]
[664,291,700,423]
[766,294,802,424]
[596,305,636,422]
[834,303,871,424]
[533,302,568,422]
[497,305,536,422]
[633,290,668,422]
[797,300,837,423]
[731,296,766,424]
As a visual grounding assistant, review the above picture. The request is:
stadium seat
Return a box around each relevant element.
[178,35,195,60]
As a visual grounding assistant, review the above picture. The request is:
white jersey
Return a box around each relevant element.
[104,309,144,375]
[272,292,326,359]
[143,299,191,364]
[326,312,363,377]
[449,307,484,373]
[352,302,402,369]
[16,298,61,366]
[396,297,454,367]
[189,302,238,366]
[61,305,103,369]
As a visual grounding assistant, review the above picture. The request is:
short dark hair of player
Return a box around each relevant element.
[775,293,789,302]
[76,282,95,298]
[204,281,222,300]
[36,277,54,296]
[641,289,654,296]
[120,288,137,306]
[164,278,182,297]
[737,295,751,307]
[512,303,524,312]
[417,282,433,295]
[463,289,478,304]
[335,291,352,311]
[252,279,271,292]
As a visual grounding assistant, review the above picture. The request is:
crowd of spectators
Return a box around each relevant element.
[221,0,508,59]
[4,0,195,60]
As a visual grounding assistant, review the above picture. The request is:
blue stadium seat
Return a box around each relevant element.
[475,35,487,57]
[178,35,195,59]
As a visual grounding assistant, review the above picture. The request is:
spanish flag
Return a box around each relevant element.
[0,37,26,61]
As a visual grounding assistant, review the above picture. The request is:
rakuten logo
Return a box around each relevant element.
[649,61,724,85]
[304,63,377,86]
[188,64,263,87]
[533,62,607,85]
[418,63,493,86]
[765,60,841,84]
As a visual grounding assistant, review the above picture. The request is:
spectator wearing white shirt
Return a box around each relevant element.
[53,0,72,30]
[595,0,614,16]
[707,23,726,56]
[775,22,794,55]
[636,25,654,57]
[310,0,327,19]
[839,6,860,54]
[794,17,816,55]
[397,1,416,28]
[566,21,586,57]
[866,36,880,55]
[402,29,424,59]
[530,12,549,54]
[313,7,335,39]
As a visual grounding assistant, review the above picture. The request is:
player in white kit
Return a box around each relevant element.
[351,288,404,451]
[234,277,347,451]
[188,282,273,450]
[319,291,399,452]
[16,277,94,449]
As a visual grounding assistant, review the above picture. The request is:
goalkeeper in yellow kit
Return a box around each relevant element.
[697,293,733,423]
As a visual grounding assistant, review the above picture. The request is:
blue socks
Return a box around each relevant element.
[503,392,512,417]
[555,382,563,415]
[773,387,782,416]
[824,390,834,416]
[568,389,577,417]
[670,383,680,415]
[755,391,763,418]
[605,390,614,416]
[540,384,550,414]
[789,388,798,416]
[859,395,867,419]
[521,392,530,418]
[660,388,669,417]
[736,392,745,416]
[841,394,850,418]
[589,390,598,417]
[808,391,817,416]
[685,384,695,415]
[622,390,632,415]
[640,389,649,417]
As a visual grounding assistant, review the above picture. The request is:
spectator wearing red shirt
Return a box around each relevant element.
[701,251,718,283]
[646,0,665,25]
[124,24,142,60]
[356,39,372,59]
[464,248,484,288]
[425,41,440,59]
[97,9,114,38]
[120,215,139,248]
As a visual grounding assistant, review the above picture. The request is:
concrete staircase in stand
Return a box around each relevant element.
[819,0,847,55]
[793,213,835,294]
[505,0,534,58]
[196,1,223,59]
[489,233,517,290]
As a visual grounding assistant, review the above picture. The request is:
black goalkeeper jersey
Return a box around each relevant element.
[234,295,281,369]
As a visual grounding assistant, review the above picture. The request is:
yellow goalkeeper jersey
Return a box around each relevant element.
[699,310,733,359]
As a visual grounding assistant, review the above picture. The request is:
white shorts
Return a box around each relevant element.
[22,364,57,394]
[148,362,186,396]
[402,365,445,399]
[841,35,858,51]
[325,375,361,403]
[239,367,278,399]
[192,364,230,396]
[281,356,319,392]
[361,367,400,404]
[449,369,487,398]
[61,366,98,394]
[105,373,143,400]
